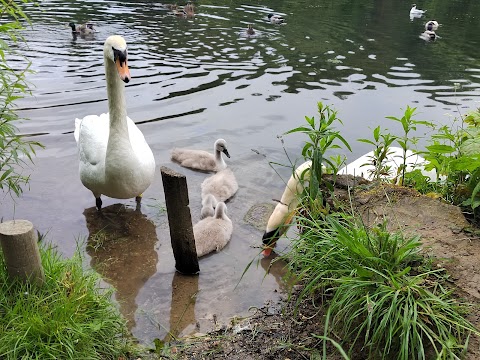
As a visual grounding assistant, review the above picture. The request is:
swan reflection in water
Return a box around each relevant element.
[84,203,158,329]
[260,252,290,293]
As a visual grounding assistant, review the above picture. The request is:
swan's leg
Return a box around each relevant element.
[135,195,142,212]
[96,197,102,211]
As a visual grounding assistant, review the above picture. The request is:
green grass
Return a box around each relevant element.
[285,212,480,360]
[0,244,131,359]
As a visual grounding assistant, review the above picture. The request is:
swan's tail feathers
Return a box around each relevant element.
[74,118,82,143]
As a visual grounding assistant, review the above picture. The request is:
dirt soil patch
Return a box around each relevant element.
[166,176,480,359]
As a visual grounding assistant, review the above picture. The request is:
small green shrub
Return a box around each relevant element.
[1,0,43,197]
[0,245,130,359]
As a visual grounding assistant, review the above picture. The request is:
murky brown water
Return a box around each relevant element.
[1,0,479,345]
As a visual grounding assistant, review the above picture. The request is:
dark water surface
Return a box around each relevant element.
[1,0,479,345]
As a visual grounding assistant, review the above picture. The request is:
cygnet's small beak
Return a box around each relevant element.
[223,149,231,158]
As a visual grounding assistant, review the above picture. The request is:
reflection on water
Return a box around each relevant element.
[166,273,199,341]
[84,204,158,329]
[260,253,290,293]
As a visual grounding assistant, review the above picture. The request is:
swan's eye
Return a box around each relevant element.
[112,48,128,67]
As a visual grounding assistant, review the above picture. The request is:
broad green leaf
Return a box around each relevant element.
[425,144,456,154]
[460,138,480,156]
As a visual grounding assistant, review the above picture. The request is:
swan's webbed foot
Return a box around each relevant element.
[96,197,102,211]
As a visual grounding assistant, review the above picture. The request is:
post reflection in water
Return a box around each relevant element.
[165,272,199,341]
[84,203,158,329]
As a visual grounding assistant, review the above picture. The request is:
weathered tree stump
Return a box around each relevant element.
[0,219,45,285]
[161,166,200,274]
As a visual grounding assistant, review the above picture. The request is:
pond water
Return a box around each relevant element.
[1,0,479,346]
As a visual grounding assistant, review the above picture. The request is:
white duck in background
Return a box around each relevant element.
[262,160,311,257]
[171,138,230,172]
[420,30,437,42]
[74,35,156,210]
[268,13,285,24]
[201,168,238,203]
[194,202,233,257]
[410,4,426,18]
[425,20,439,31]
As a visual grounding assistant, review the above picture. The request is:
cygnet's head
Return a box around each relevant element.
[215,139,230,158]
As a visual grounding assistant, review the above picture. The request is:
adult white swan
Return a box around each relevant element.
[74,35,156,210]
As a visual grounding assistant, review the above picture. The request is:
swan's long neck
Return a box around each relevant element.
[104,54,136,182]
[215,149,226,168]
[105,57,128,139]
[281,161,311,211]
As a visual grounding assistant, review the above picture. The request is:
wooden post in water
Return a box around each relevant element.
[160,166,200,274]
[0,219,45,285]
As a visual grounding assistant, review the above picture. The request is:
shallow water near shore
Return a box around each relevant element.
[1,0,479,345]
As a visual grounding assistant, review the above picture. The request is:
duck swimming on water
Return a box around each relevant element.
[410,4,426,16]
[69,22,96,35]
[425,20,439,31]
[268,13,285,24]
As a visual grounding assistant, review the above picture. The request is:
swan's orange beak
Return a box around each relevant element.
[262,246,274,257]
[116,58,131,83]
[262,229,279,257]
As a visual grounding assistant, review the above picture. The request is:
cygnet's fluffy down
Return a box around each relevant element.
[171,138,230,172]
[200,194,218,219]
[194,202,233,257]
[201,168,238,203]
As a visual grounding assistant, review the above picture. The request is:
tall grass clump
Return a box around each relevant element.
[0,245,130,359]
[286,213,479,359]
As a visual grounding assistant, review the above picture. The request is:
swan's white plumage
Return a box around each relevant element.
[201,168,238,203]
[262,161,311,256]
[171,138,229,172]
[194,202,232,257]
[75,35,155,203]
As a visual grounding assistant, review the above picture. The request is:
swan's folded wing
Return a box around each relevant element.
[77,114,109,166]
[126,116,156,167]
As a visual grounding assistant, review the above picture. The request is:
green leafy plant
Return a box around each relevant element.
[386,106,433,185]
[420,107,480,215]
[285,101,351,205]
[1,0,43,197]
[358,126,398,181]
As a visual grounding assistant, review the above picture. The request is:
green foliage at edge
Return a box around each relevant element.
[1,0,44,198]
[0,245,130,359]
